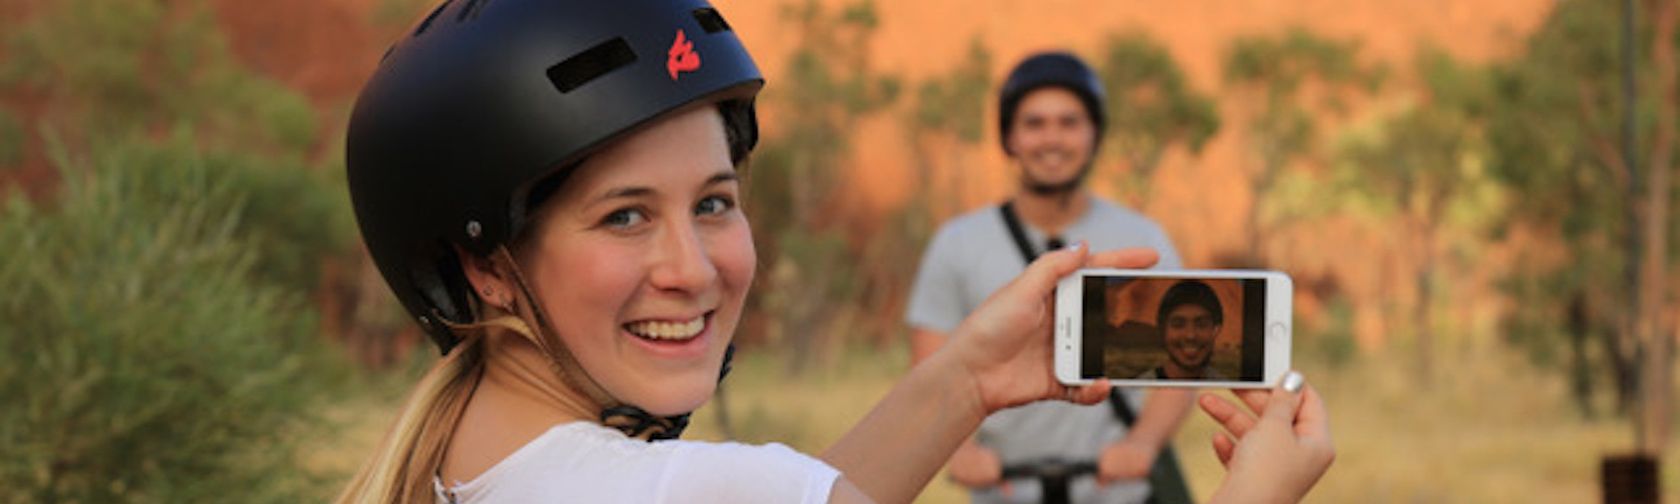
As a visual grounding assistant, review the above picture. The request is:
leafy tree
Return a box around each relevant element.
[1636,0,1676,453]
[1095,32,1219,206]
[744,0,899,372]
[1488,0,1677,448]
[1222,29,1383,264]
[1330,49,1502,382]
[841,37,994,355]
[913,38,992,146]
[908,37,990,217]
[2,0,317,154]
[0,106,21,168]
[1490,0,1636,418]
[1,0,356,328]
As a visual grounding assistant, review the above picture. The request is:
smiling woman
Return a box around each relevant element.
[335,0,1333,502]
[472,105,754,420]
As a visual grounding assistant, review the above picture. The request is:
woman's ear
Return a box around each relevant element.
[454,243,514,310]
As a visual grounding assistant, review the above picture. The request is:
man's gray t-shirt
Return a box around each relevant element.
[906,197,1181,504]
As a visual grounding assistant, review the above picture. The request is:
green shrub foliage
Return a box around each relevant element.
[0,133,330,503]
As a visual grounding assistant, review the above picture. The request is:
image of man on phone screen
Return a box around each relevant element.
[1133,280,1228,381]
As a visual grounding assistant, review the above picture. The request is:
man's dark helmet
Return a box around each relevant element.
[1157,280,1224,328]
[996,51,1106,153]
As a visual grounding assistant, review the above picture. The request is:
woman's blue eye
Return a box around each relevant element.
[603,208,647,228]
[696,195,734,216]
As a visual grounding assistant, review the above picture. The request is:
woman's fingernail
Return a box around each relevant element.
[1065,240,1085,252]
[1282,370,1305,393]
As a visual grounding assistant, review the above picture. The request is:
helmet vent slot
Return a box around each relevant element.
[547,37,638,94]
[412,0,452,37]
[692,7,732,34]
[456,0,491,22]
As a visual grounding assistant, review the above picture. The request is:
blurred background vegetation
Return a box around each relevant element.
[0,0,1676,501]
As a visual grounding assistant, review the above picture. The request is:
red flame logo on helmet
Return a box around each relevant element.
[667,29,701,80]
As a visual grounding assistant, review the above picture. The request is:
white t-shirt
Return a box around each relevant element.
[434,422,840,503]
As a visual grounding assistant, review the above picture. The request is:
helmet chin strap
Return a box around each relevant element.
[596,345,735,441]
[491,246,699,441]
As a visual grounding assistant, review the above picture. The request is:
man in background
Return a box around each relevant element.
[906,51,1194,503]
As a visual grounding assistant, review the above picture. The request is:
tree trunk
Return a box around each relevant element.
[1247,123,1284,266]
[1605,319,1641,415]
[1414,219,1435,385]
[1569,295,1596,419]
[1636,0,1676,455]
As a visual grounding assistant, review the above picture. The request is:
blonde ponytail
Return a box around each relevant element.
[338,246,614,503]
[334,331,485,504]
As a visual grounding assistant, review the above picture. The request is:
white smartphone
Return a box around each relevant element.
[1054,269,1292,388]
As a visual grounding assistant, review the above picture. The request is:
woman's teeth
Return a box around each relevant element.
[626,316,705,341]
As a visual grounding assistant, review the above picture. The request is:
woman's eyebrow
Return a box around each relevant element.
[592,170,737,204]
[595,186,654,203]
[702,171,739,187]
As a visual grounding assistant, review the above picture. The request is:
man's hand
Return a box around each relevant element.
[1096,437,1158,485]
[946,441,1004,489]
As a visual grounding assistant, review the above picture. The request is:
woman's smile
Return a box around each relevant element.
[620,311,716,360]
[624,312,709,341]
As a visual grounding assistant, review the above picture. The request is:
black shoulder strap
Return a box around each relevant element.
[1000,201,1133,427]
[1001,201,1136,428]
[1108,389,1137,424]
[998,201,1041,264]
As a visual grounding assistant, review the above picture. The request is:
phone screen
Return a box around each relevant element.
[1080,276,1268,381]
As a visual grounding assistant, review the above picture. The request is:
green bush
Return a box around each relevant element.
[0,133,333,503]
[2,0,320,153]
[1306,297,1358,370]
[0,0,164,126]
[218,152,354,295]
[0,107,21,168]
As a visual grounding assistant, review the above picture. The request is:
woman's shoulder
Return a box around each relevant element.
[667,436,819,467]
[437,422,669,502]
[438,422,838,503]
[659,438,840,503]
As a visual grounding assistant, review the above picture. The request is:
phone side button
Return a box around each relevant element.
[1269,322,1288,341]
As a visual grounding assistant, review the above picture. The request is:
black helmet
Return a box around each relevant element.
[347,0,763,354]
[996,51,1106,154]
[1157,280,1223,328]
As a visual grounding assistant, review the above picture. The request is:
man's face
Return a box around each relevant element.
[1163,304,1217,374]
[1004,87,1096,190]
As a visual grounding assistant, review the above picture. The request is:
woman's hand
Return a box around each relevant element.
[946,243,1159,414]
[1200,371,1335,503]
